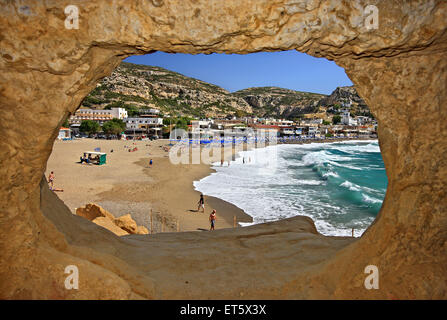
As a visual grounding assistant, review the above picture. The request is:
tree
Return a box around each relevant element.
[62,118,70,128]
[332,115,341,125]
[104,100,124,110]
[175,117,189,131]
[82,95,102,107]
[322,120,331,126]
[234,109,246,118]
[124,104,139,117]
[293,115,303,122]
[163,117,173,126]
[102,118,126,135]
[79,120,100,135]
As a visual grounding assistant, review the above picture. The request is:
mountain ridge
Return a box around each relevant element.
[80,62,370,119]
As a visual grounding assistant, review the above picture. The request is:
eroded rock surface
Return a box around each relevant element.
[76,203,116,222]
[92,217,130,237]
[0,0,446,299]
[76,204,149,236]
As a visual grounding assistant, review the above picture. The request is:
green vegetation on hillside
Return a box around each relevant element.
[78,62,370,120]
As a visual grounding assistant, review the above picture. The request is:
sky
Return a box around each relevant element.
[124,50,352,95]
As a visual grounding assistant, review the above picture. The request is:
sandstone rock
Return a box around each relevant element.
[77,204,145,236]
[136,226,149,235]
[92,217,129,237]
[113,214,138,234]
[1,0,446,300]
[75,203,115,221]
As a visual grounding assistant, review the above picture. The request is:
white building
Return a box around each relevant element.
[295,127,305,135]
[190,120,213,130]
[300,118,323,125]
[308,126,320,136]
[125,117,163,129]
[109,107,128,119]
[355,116,371,125]
[70,107,128,125]
[124,116,164,138]
[266,119,294,126]
[341,110,358,126]
[341,110,350,125]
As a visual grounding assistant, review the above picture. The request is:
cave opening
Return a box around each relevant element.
[2,0,446,300]
[45,50,385,238]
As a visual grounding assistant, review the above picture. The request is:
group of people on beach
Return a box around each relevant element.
[198,194,216,230]
[80,154,97,164]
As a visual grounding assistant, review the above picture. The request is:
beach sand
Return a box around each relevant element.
[45,138,253,233]
[45,136,375,234]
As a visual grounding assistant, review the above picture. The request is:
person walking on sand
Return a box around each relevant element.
[197,194,205,213]
[209,209,217,230]
[149,159,153,168]
[48,171,55,190]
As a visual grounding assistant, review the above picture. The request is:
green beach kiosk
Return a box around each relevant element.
[81,151,107,165]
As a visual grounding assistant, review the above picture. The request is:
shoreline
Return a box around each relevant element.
[45,137,377,235]
[46,138,253,233]
[193,137,380,233]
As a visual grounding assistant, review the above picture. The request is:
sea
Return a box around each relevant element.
[193,140,387,237]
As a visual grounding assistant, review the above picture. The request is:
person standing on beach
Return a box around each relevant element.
[48,171,55,190]
[197,194,205,213]
[149,159,153,168]
[209,209,217,230]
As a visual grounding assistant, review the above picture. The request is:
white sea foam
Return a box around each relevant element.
[340,180,362,192]
[295,179,324,185]
[194,140,385,237]
[322,171,339,178]
[333,163,364,170]
[302,150,353,166]
[362,194,383,204]
[331,142,380,154]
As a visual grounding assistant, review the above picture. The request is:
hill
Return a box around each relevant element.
[80,62,370,119]
[233,86,326,118]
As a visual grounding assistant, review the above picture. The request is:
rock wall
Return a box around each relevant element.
[0,0,446,299]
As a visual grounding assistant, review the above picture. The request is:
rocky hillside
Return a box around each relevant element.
[82,62,251,118]
[232,87,325,118]
[80,62,369,119]
[318,86,371,117]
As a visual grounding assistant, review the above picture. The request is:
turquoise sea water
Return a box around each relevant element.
[194,140,387,236]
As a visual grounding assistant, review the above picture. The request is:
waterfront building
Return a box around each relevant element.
[69,107,128,125]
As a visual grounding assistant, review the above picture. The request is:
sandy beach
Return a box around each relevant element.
[45,136,376,234]
[45,138,253,233]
